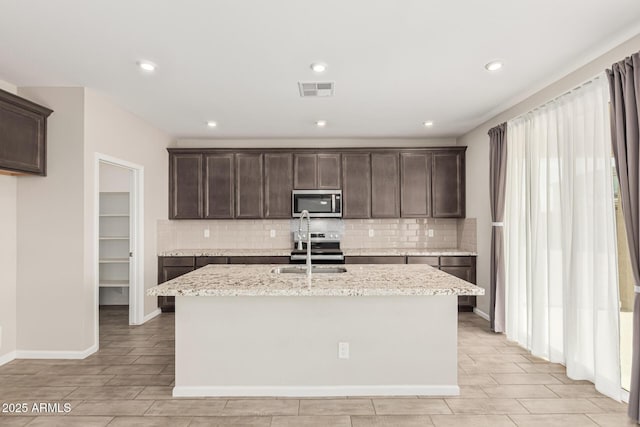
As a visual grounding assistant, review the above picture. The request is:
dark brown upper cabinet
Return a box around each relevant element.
[169,153,203,219]
[400,152,432,217]
[317,153,341,189]
[432,150,465,218]
[168,147,465,220]
[293,153,341,189]
[204,153,234,219]
[0,89,53,176]
[342,153,371,218]
[371,152,400,218]
[293,154,316,189]
[264,153,293,218]
[235,153,264,218]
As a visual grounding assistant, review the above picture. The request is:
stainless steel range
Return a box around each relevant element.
[290,229,344,264]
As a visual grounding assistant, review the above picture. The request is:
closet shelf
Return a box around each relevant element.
[99,258,129,264]
[99,280,129,288]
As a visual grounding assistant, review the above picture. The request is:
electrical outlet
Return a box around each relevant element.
[270,229,276,238]
[368,229,375,237]
[428,229,434,237]
[338,342,350,359]
[204,228,210,238]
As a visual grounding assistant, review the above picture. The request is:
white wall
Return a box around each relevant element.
[0,75,18,363]
[85,89,171,319]
[99,162,131,193]
[16,87,89,352]
[460,33,640,316]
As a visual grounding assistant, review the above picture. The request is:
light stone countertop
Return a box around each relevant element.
[157,248,477,257]
[147,264,485,297]
[158,249,291,257]
[342,248,477,256]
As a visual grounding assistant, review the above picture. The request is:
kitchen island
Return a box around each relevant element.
[148,264,484,397]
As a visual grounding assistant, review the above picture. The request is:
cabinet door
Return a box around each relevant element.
[400,152,431,217]
[169,153,203,219]
[440,255,477,311]
[0,90,52,176]
[342,153,371,218]
[264,153,293,218]
[235,153,264,218]
[157,257,195,313]
[204,153,234,219]
[317,153,341,189]
[293,154,317,189]
[440,266,473,282]
[432,151,465,218]
[371,152,400,218]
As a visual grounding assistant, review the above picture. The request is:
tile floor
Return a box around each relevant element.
[0,306,633,426]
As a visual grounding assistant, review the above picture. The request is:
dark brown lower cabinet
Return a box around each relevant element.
[406,255,477,311]
[227,256,290,264]
[157,257,196,312]
[344,256,405,264]
[196,256,228,268]
[158,254,477,312]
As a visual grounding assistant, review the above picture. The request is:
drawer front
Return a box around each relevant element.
[196,256,228,267]
[161,256,195,267]
[228,256,290,264]
[406,256,439,266]
[344,256,406,264]
[439,256,473,267]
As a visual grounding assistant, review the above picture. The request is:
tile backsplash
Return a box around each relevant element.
[157,218,477,253]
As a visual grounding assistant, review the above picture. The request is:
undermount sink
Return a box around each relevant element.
[271,266,348,274]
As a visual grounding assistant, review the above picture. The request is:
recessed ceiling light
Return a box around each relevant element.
[316,120,327,127]
[423,121,434,127]
[206,121,217,128]
[311,63,328,73]
[137,60,157,72]
[485,61,503,72]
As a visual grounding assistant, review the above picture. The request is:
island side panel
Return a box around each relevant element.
[174,295,458,397]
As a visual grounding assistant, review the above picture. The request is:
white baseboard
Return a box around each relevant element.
[0,350,17,366]
[141,308,161,324]
[622,389,630,403]
[173,385,460,398]
[473,307,490,321]
[16,343,98,360]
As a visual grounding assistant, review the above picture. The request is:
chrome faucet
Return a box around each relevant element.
[297,210,312,277]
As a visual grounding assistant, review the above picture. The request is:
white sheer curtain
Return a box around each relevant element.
[504,74,621,400]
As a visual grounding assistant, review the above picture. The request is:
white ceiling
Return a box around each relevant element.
[1,0,639,139]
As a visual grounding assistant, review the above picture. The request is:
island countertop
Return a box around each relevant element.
[148,264,485,297]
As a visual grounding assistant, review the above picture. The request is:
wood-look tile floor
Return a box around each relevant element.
[0,306,632,426]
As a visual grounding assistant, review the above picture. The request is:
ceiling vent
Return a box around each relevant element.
[298,82,334,97]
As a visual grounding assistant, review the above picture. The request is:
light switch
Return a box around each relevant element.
[368,229,375,237]
[204,228,210,238]
[338,342,350,359]
[270,229,276,238]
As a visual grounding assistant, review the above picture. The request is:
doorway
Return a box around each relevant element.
[95,154,144,330]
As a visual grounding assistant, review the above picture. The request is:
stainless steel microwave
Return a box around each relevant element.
[292,190,342,218]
